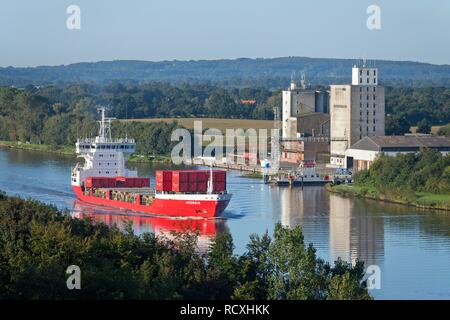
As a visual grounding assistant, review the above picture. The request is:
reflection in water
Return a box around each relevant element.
[2,148,450,299]
[278,187,330,254]
[71,201,227,252]
[329,194,384,266]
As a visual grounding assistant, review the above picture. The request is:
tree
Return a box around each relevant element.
[417,119,432,134]
[385,115,410,135]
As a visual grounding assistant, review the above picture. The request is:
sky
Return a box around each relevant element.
[0,0,449,67]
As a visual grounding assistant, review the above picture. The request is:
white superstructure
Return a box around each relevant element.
[71,107,137,187]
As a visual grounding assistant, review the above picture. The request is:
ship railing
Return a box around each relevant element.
[77,137,135,144]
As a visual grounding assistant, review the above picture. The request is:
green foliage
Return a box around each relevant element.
[355,149,450,196]
[385,115,410,135]
[0,193,371,300]
[385,87,450,127]
[2,84,450,156]
[1,58,450,88]
[417,119,431,134]
[438,124,450,136]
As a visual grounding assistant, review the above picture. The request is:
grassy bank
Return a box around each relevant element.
[0,140,172,164]
[0,140,75,156]
[128,154,173,164]
[326,183,450,211]
[242,172,263,179]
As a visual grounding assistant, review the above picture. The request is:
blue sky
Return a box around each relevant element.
[0,0,449,67]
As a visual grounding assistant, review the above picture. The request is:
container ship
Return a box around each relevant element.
[71,108,232,218]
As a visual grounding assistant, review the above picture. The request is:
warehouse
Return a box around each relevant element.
[344,135,450,172]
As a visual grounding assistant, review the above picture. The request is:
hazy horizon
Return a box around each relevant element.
[1,55,449,69]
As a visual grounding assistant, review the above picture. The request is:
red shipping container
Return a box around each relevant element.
[196,181,208,192]
[141,178,150,188]
[99,178,105,188]
[172,171,188,184]
[156,171,172,191]
[156,171,172,182]
[156,180,172,191]
[213,181,226,192]
[188,182,198,192]
[213,171,226,183]
[197,171,209,182]
[188,171,200,182]
[172,182,189,192]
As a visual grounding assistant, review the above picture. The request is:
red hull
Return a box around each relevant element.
[72,186,229,218]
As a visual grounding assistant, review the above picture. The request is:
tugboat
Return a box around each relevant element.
[71,108,232,218]
[268,161,331,187]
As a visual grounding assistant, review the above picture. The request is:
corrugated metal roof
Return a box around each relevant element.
[350,135,450,151]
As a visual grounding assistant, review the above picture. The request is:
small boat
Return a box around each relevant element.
[267,161,332,187]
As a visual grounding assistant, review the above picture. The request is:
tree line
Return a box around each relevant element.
[1,58,449,88]
[355,149,450,198]
[1,84,450,154]
[385,87,450,135]
[0,191,371,300]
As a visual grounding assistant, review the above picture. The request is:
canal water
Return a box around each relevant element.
[0,147,449,299]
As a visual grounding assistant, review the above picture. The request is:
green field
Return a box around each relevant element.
[121,117,275,132]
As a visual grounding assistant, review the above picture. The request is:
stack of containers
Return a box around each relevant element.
[172,171,189,192]
[171,170,226,193]
[194,171,208,193]
[212,170,226,192]
[155,171,173,191]
[85,177,150,189]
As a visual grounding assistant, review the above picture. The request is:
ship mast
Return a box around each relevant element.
[97,107,116,143]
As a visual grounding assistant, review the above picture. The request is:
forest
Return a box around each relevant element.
[1,57,449,88]
[1,84,450,155]
[0,191,371,300]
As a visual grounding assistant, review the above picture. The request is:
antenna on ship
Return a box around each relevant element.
[97,106,116,142]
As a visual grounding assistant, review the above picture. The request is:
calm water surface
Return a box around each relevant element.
[0,148,449,299]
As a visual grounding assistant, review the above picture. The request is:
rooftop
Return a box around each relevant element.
[350,135,450,151]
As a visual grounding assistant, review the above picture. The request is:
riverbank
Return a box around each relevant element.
[0,140,172,163]
[0,140,74,156]
[326,183,450,211]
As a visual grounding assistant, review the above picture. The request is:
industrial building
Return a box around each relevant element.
[329,64,385,167]
[280,75,329,164]
[281,75,329,139]
[278,63,387,167]
[280,136,329,163]
[344,135,450,172]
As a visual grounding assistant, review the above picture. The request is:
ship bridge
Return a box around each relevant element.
[71,107,138,187]
[76,138,136,155]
